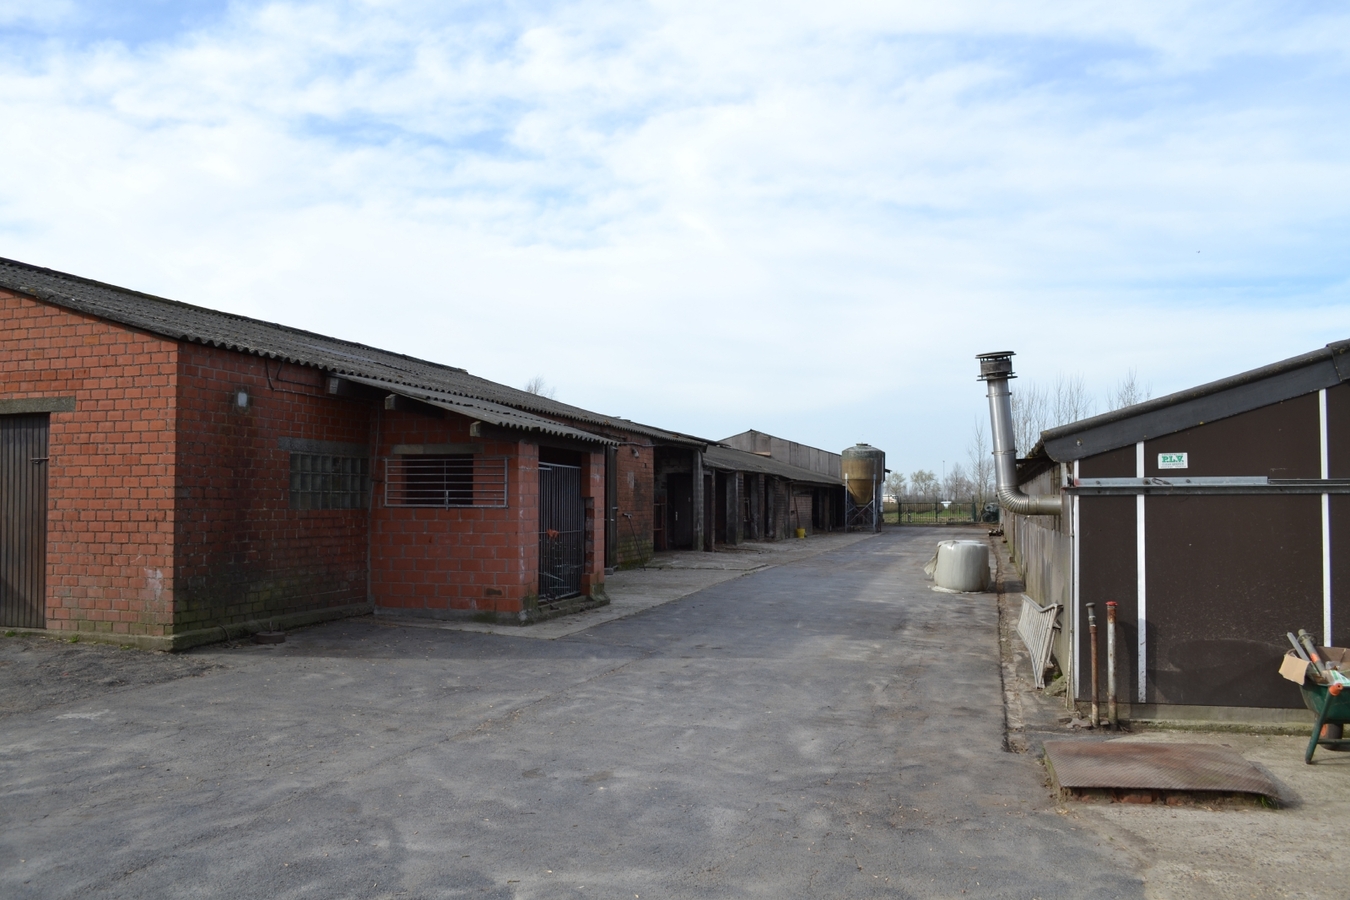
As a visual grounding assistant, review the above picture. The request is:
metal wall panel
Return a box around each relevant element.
[1078,445,1136,479]
[1143,394,1320,479]
[1146,494,1321,708]
[1076,495,1137,703]
[1,414,49,628]
[1332,495,1350,648]
[1329,382,1350,479]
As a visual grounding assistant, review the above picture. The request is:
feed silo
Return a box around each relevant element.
[842,443,885,532]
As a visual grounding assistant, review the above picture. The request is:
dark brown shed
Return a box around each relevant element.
[1002,340,1350,722]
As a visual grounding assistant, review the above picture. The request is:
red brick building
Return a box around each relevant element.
[0,258,618,648]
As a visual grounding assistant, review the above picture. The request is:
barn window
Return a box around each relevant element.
[385,454,509,508]
[289,453,369,509]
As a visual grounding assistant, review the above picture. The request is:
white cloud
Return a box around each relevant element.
[1,1,1348,476]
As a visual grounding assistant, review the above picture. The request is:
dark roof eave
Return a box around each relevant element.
[0,256,706,445]
[1038,339,1350,462]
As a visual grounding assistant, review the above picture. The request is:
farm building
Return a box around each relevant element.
[714,430,848,540]
[979,344,1350,723]
[0,257,650,647]
[0,256,863,648]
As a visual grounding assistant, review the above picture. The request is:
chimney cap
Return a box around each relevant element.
[976,351,1017,382]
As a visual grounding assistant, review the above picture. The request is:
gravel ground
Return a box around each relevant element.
[990,537,1350,900]
[0,634,216,718]
[0,528,1139,899]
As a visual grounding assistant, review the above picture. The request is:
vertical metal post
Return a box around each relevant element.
[872,472,879,532]
[1106,600,1118,729]
[1087,603,1100,727]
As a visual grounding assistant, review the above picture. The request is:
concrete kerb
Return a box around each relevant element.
[375,531,882,640]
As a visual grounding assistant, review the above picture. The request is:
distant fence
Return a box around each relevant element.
[884,499,1000,525]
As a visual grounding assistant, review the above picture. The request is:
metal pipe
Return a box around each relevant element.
[1106,600,1118,729]
[975,351,1063,517]
[1087,602,1100,728]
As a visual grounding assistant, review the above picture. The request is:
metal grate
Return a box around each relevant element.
[290,453,369,510]
[538,463,584,602]
[385,455,508,508]
[1017,595,1062,689]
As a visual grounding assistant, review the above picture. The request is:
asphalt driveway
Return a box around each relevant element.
[0,529,1141,899]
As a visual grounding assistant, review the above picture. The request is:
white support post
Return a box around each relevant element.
[1071,460,1081,703]
[1322,389,1332,646]
[1136,441,1147,704]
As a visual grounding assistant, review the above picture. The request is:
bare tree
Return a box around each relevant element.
[1009,381,1049,456]
[1052,373,1094,428]
[965,420,994,506]
[1109,368,1151,411]
[884,471,907,505]
[1010,374,1094,454]
[942,462,970,502]
[884,471,906,522]
[523,375,556,399]
[909,469,938,501]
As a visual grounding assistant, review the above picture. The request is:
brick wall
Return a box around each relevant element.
[579,447,606,594]
[173,347,373,633]
[0,291,178,637]
[612,442,654,566]
[3,287,611,636]
[371,410,537,615]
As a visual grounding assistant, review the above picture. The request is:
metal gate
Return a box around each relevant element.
[538,462,584,603]
[1,414,49,628]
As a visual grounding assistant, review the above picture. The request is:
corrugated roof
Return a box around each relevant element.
[1035,339,1350,462]
[345,376,615,445]
[703,444,843,486]
[0,256,709,447]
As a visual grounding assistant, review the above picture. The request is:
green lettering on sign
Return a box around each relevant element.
[1158,452,1188,470]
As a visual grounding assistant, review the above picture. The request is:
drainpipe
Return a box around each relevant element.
[975,351,1063,517]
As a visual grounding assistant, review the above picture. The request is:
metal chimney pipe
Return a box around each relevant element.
[975,351,1063,517]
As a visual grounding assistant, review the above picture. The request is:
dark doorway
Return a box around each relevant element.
[703,472,714,550]
[666,473,693,549]
[2,414,49,629]
[538,462,584,603]
[713,472,727,544]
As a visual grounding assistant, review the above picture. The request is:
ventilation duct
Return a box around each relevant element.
[976,351,1063,517]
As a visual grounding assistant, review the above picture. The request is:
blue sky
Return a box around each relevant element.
[2,1,1348,480]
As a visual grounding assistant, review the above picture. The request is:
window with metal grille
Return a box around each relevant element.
[289,453,369,509]
[384,455,509,508]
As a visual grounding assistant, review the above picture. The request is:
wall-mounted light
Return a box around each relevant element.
[235,389,250,409]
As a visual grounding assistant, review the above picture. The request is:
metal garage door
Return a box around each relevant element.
[1,414,49,629]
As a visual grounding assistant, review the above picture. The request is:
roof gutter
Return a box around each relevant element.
[976,351,1063,517]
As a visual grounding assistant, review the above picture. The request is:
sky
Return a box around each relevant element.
[2,1,1348,481]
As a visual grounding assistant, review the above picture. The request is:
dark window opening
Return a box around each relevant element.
[384,454,509,508]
